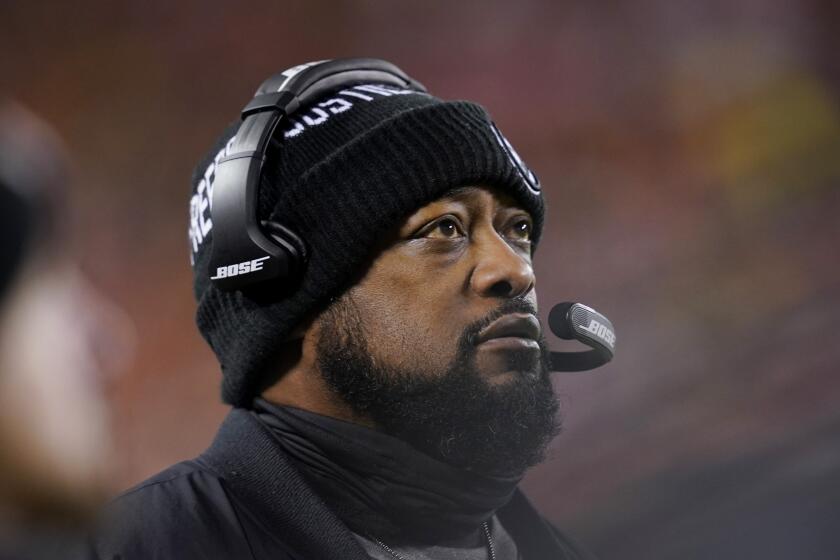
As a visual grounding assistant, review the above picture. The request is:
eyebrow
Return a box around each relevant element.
[438,186,477,204]
[440,186,527,214]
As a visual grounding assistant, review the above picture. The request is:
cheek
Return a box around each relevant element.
[347,257,468,373]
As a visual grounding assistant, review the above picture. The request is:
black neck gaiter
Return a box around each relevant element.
[252,399,522,544]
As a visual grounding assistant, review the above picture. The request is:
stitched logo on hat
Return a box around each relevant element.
[489,122,540,195]
[188,135,236,265]
[281,83,427,140]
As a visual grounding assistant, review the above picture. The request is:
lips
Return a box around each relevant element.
[475,313,541,345]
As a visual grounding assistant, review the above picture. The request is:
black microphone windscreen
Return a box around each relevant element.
[548,302,575,340]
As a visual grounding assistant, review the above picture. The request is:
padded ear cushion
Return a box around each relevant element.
[260,219,308,273]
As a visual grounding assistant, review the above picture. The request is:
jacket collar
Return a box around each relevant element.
[200,407,571,560]
[200,408,372,560]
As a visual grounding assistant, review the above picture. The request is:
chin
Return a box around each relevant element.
[476,348,543,383]
[481,367,538,387]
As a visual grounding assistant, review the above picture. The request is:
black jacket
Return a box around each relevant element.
[95,408,593,559]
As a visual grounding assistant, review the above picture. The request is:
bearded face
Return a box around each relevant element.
[312,186,560,476]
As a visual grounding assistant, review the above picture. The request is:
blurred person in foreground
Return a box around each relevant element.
[96,59,595,559]
[0,103,131,559]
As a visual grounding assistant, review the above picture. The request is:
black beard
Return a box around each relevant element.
[316,297,561,477]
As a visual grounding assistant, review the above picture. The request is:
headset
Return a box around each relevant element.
[208,58,426,292]
[548,302,615,371]
[207,57,615,372]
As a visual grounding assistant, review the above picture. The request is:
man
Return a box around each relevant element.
[0,103,132,559]
[96,59,595,559]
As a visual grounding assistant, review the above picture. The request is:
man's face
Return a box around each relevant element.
[315,186,560,476]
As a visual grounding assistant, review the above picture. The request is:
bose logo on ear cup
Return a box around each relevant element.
[210,256,270,280]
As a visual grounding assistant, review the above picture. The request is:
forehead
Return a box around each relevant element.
[419,185,527,214]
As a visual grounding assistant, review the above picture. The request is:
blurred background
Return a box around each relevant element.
[2,1,839,558]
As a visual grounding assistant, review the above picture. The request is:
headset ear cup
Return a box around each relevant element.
[260,220,308,277]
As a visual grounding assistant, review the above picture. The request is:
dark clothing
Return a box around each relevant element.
[251,399,523,543]
[0,529,97,560]
[353,515,519,560]
[95,408,593,559]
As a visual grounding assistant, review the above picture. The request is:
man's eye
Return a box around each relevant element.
[507,219,532,241]
[425,217,464,239]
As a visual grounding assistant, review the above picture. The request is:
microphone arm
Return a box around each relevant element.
[547,302,616,372]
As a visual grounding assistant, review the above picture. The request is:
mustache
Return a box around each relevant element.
[462,298,539,346]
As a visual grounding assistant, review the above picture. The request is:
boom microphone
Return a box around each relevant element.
[547,302,616,372]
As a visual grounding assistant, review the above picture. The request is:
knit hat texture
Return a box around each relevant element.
[188,80,545,406]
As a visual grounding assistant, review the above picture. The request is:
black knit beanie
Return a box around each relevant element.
[188,78,545,406]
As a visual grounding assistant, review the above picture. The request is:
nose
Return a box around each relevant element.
[469,232,535,299]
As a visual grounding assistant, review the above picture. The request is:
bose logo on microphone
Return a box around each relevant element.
[210,256,270,280]
[581,319,616,348]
